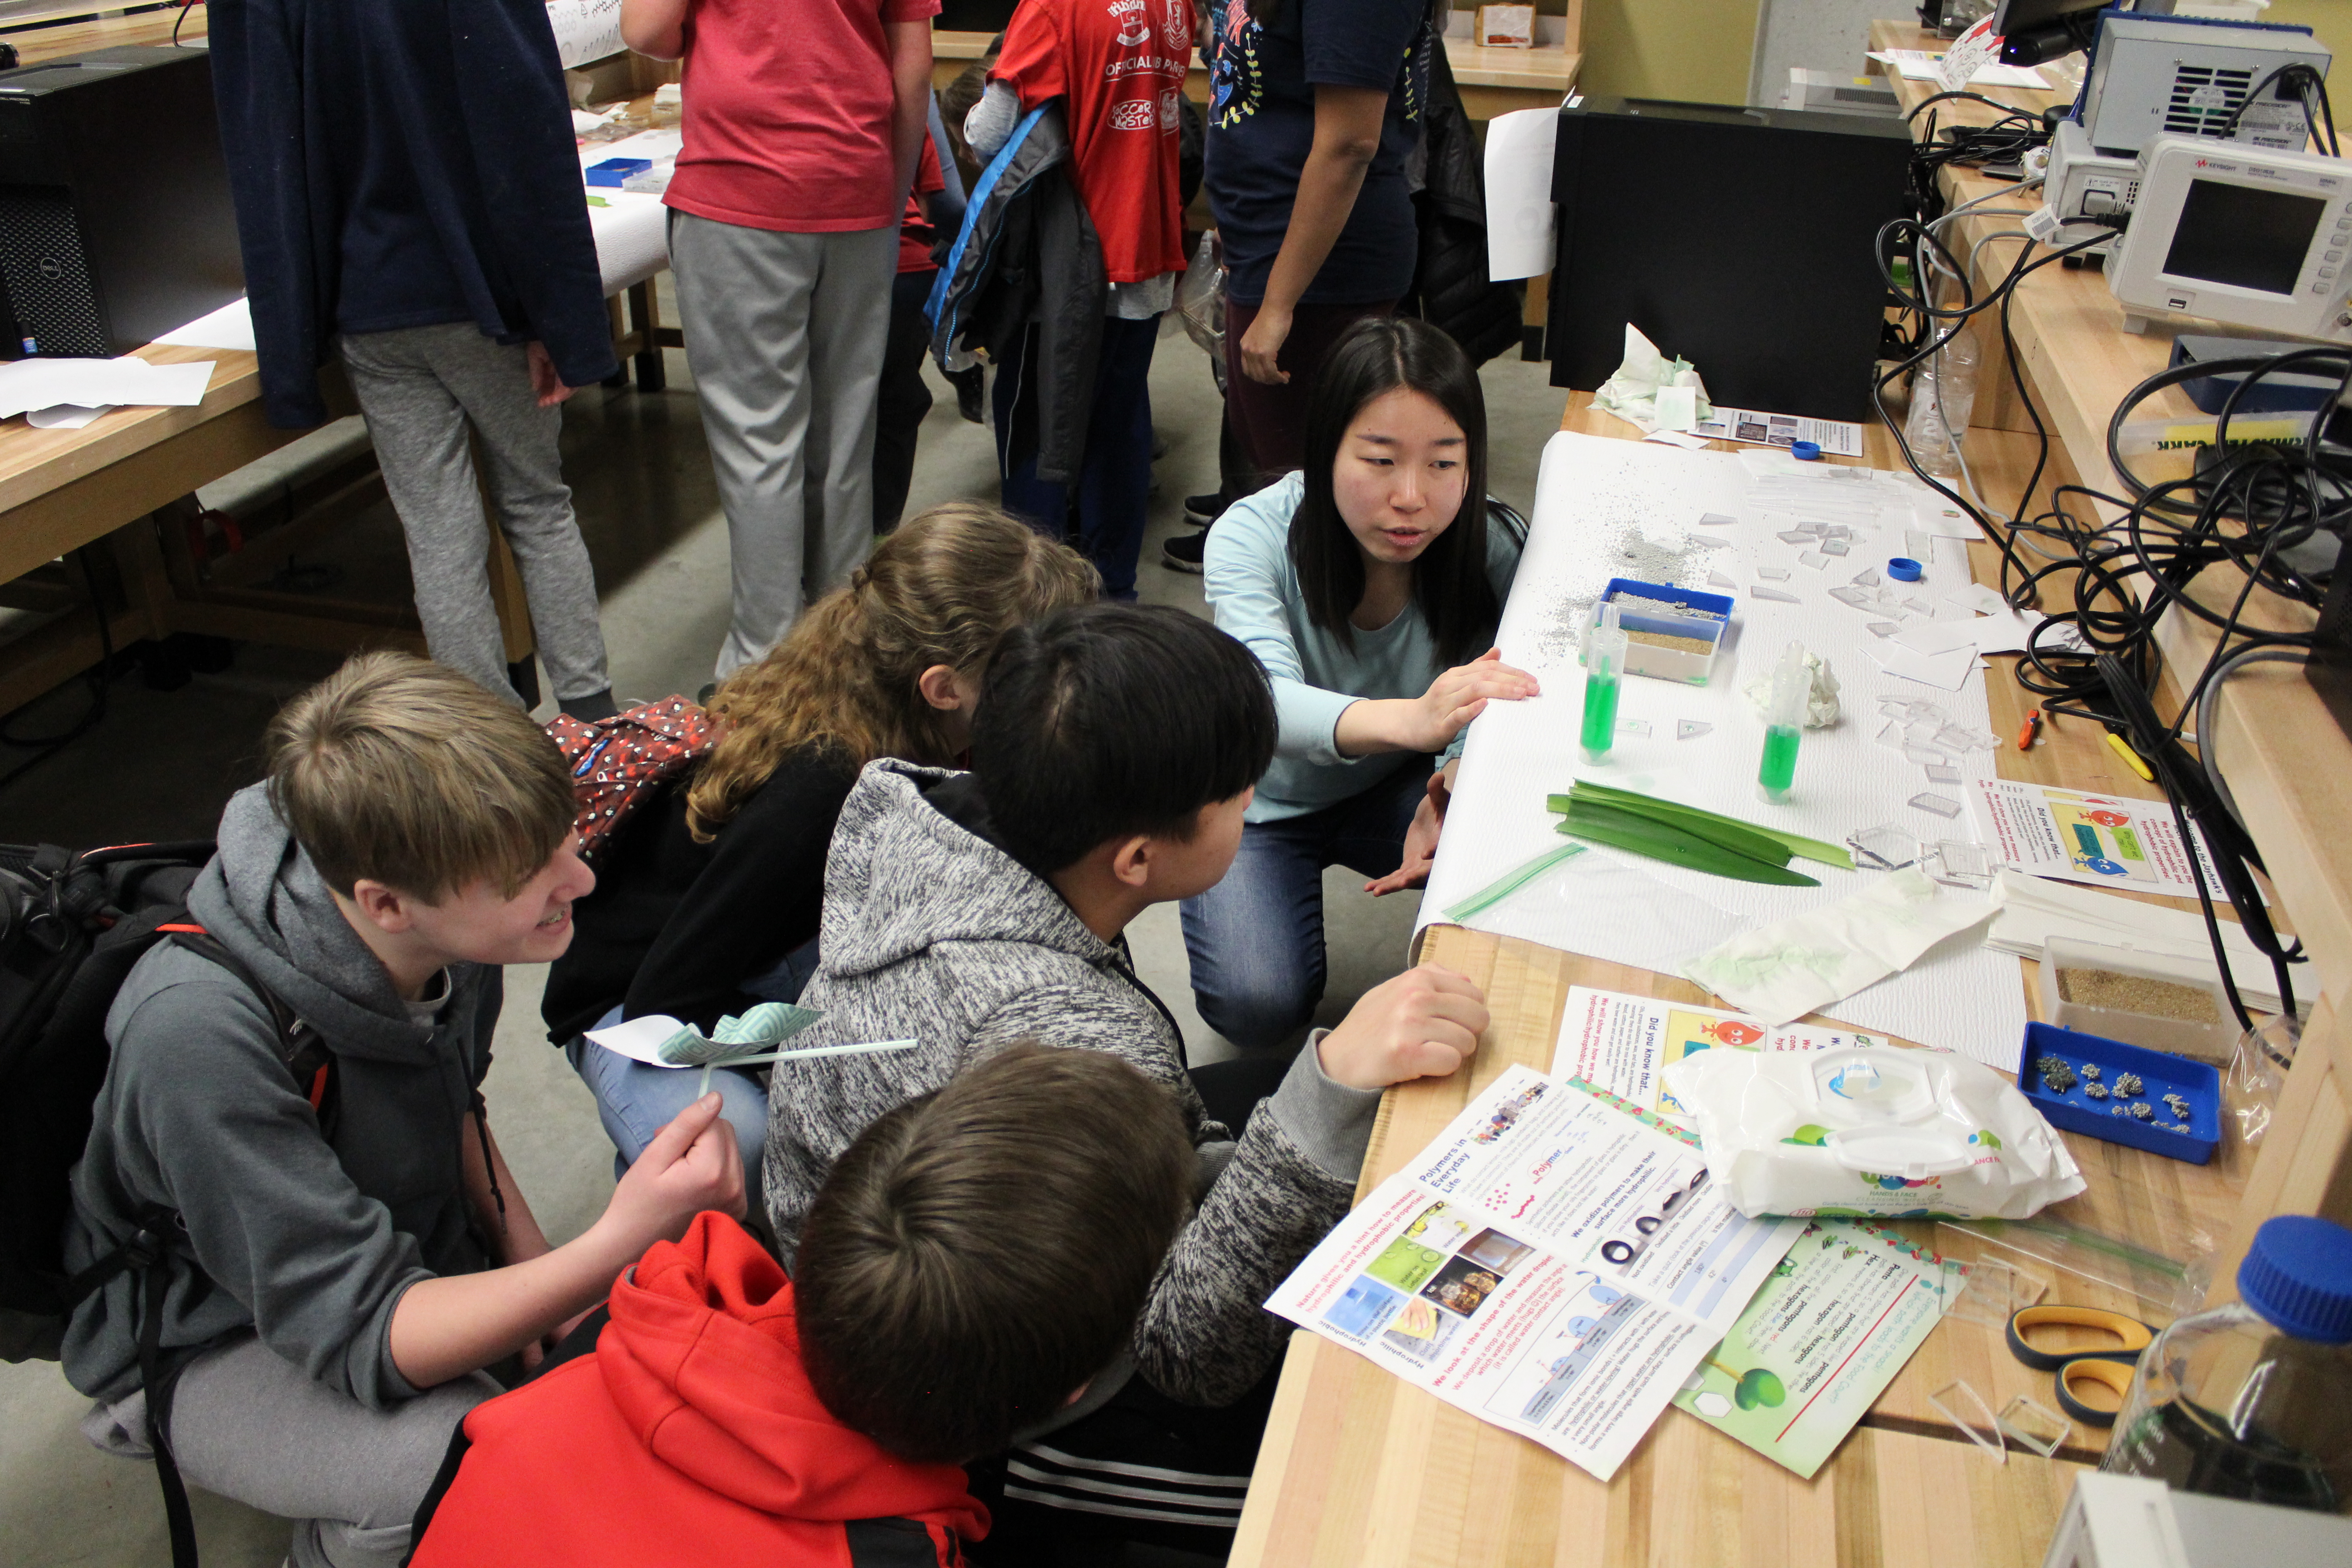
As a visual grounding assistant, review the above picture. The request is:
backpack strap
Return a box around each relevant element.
[163,928,336,1137]
[52,923,328,1568]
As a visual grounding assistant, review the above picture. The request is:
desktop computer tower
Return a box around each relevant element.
[0,44,242,358]
[1548,98,1915,423]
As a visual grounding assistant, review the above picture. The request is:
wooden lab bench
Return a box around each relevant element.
[1233,33,2352,1557]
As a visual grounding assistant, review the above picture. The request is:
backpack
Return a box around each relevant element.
[547,697,718,861]
[0,839,330,1568]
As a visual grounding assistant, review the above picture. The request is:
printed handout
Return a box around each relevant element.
[1552,985,1887,1122]
[1266,1066,1807,1480]
[1688,407,1865,457]
[1671,1220,1956,1477]
[1966,778,2233,901]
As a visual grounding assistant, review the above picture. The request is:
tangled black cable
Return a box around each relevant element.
[1992,351,2347,1029]
[1869,191,2337,1028]
[1902,92,2052,228]
[1872,219,2117,611]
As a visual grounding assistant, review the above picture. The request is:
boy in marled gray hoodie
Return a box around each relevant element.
[763,605,1489,1555]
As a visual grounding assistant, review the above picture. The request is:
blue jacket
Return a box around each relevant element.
[925,105,1103,484]
[209,0,617,428]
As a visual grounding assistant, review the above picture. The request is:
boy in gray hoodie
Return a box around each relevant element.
[762,603,1488,1557]
[62,653,744,1568]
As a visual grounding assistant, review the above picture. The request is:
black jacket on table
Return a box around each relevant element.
[209,0,618,429]
[541,746,860,1044]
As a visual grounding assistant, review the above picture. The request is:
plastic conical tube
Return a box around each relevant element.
[1581,601,1625,764]
[1757,641,1807,804]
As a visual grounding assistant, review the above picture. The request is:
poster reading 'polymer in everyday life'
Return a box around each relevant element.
[1264,1067,1806,1480]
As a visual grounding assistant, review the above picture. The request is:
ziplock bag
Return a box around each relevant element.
[1663,1047,2085,1220]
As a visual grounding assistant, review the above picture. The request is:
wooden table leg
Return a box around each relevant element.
[629,281,668,393]
[485,525,538,707]
[1522,272,1549,362]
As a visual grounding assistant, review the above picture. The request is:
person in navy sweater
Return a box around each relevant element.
[210,0,621,720]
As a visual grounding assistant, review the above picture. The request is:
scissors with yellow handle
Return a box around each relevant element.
[2006,1304,2156,1428]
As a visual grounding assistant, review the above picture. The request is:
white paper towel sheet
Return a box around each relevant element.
[1417,431,2028,1068]
[1482,107,1557,281]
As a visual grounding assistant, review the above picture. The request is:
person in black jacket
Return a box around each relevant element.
[209,0,621,720]
[543,505,1098,1200]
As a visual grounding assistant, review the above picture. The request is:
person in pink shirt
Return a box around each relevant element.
[622,0,937,679]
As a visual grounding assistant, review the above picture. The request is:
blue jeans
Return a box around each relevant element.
[1180,760,1431,1050]
[994,313,1160,599]
[559,938,819,1202]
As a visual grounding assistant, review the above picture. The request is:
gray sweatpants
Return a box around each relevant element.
[339,323,612,704]
[80,1334,498,1568]
[668,212,894,678]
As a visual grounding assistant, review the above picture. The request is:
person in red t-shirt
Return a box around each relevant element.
[622,0,938,680]
[964,0,1194,601]
[875,119,950,533]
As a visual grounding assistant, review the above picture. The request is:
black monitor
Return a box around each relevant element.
[1992,0,2114,65]
[1545,99,1914,423]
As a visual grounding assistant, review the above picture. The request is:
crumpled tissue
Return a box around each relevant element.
[1743,647,1841,728]
[1592,324,1713,434]
[1681,868,1995,1025]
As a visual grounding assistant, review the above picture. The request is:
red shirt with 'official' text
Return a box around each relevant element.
[991,0,1194,283]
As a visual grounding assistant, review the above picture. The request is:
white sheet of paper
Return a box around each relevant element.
[545,0,625,69]
[1864,636,1975,691]
[585,1014,699,1067]
[1913,497,1983,539]
[26,404,105,429]
[1643,429,1712,450]
[1967,609,2041,654]
[0,357,215,421]
[1483,107,1558,281]
[1892,618,1975,657]
[1867,45,2046,89]
[154,297,256,352]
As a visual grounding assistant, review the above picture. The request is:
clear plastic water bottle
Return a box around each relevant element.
[1904,328,1980,480]
[2101,1215,2352,1514]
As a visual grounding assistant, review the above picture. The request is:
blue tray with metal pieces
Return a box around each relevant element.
[2017,1021,2220,1165]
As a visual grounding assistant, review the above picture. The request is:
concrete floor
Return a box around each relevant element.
[0,310,1570,1567]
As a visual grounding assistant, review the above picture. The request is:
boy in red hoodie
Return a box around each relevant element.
[407,1043,1196,1566]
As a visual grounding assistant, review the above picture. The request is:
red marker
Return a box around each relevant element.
[2017,710,2042,751]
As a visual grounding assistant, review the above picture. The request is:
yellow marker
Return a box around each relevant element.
[2104,730,2155,782]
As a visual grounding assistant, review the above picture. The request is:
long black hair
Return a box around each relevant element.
[1287,315,1502,666]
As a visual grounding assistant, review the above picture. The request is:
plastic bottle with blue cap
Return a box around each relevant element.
[2100,1214,2352,1511]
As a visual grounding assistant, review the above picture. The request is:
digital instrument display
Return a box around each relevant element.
[2161,179,2328,296]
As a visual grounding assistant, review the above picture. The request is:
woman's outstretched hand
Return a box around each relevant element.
[1401,648,1538,754]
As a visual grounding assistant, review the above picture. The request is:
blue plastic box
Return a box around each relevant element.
[586,157,653,187]
[2016,1021,2220,1165]
[1585,577,1732,685]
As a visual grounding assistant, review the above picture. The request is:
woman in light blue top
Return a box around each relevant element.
[1186,316,1538,1049]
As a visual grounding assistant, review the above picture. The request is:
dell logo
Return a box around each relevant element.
[36,256,59,280]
